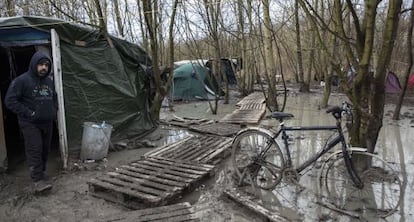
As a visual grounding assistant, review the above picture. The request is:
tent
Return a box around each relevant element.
[385,71,402,94]
[205,59,238,85]
[0,16,156,170]
[170,63,222,100]
[346,70,401,93]
[408,74,414,88]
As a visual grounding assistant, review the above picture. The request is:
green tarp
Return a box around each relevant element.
[0,16,156,150]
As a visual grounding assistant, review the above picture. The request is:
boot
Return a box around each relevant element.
[33,180,52,193]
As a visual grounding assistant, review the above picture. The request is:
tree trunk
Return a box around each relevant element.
[113,0,124,37]
[393,0,414,120]
[263,0,278,110]
[364,0,402,152]
[295,0,307,92]
[142,0,163,121]
[6,0,16,16]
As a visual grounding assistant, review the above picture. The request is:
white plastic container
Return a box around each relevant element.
[80,121,112,161]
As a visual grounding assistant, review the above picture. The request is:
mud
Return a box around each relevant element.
[1,87,414,222]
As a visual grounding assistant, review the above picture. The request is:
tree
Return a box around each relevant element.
[393,1,414,120]
[295,0,308,92]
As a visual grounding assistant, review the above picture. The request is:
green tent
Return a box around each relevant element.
[0,16,155,170]
[170,63,221,100]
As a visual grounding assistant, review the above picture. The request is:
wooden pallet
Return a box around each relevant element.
[224,189,289,222]
[88,156,215,209]
[101,202,199,222]
[188,122,241,137]
[161,116,214,128]
[220,104,266,124]
[145,135,232,164]
[236,92,265,107]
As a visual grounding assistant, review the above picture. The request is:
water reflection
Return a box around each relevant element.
[153,127,192,147]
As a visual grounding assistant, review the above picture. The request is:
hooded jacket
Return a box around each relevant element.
[5,51,58,123]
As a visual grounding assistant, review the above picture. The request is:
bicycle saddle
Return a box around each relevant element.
[271,112,294,121]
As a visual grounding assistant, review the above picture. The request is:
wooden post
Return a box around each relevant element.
[0,93,7,171]
[51,29,69,169]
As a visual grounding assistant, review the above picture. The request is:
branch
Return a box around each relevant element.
[48,0,99,28]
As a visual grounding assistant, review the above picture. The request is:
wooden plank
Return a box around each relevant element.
[131,162,201,180]
[236,92,266,107]
[51,29,69,170]
[220,107,266,124]
[128,162,195,183]
[224,189,289,222]
[99,176,166,197]
[107,172,174,191]
[146,136,232,164]
[195,139,232,162]
[88,178,161,203]
[102,202,199,222]
[139,159,208,176]
[145,136,193,157]
[148,156,215,171]
[115,167,186,188]
[188,122,240,137]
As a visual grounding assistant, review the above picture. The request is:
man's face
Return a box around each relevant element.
[37,62,50,77]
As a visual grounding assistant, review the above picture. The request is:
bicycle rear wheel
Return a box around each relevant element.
[320,151,402,217]
[231,129,285,190]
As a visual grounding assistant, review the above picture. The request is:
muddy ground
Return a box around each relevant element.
[1,85,414,222]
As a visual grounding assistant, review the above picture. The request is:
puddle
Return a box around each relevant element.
[205,92,414,221]
[151,127,193,147]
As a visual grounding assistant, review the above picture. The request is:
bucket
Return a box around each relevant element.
[80,121,113,161]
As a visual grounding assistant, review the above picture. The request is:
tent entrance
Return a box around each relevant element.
[0,46,60,172]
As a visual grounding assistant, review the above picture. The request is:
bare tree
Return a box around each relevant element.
[112,0,124,37]
[296,0,307,92]
[393,2,414,120]
[5,0,16,16]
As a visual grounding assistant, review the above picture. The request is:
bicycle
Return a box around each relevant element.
[230,102,402,217]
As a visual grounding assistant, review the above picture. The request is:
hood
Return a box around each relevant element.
[28,51,52,78]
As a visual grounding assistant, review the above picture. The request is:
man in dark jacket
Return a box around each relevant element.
[5,51,57,192]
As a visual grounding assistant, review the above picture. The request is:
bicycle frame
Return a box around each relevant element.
[260,120,347,174]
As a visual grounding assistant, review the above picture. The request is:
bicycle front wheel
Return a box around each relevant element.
[320,151,402,217]
[231,129,285,190]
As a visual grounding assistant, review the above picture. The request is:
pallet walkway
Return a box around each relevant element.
[224,189,289,222]
[145,135,232,164]
[236,92,266,107]
[100,202,199,222]
[220,103,266,124]
[161,116,213,128]
[221,92,267,124]
[188,122,240,137]
[88,156,215,209]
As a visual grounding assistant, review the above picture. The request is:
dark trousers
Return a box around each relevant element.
[19,121,53,182]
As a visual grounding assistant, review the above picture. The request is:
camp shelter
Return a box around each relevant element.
[408,74,414,88]
[205,58,238,85]
[346,70,401,94]
[385,71,402,94]
[0,16,156,171]
[170,63,222,100]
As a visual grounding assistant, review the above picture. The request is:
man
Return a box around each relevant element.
[5,51,57,192]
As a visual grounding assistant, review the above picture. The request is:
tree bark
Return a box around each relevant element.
[393,0,414,120]
[6,0,16,16]
[113,0,124,37]
[296,0,308,92]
